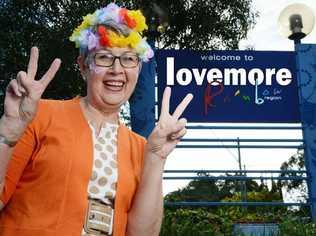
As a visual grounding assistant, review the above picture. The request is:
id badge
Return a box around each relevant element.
[84,199,114,235]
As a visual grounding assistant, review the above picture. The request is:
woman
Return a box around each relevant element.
[0,3,192,236]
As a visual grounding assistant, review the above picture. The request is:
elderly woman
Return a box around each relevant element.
[0,3,192,236]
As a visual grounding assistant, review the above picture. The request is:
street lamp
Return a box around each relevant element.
[278,3,316,221]
[278,3,315,44]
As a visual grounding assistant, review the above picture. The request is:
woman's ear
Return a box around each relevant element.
[77,55,86,72]
[77,55,89,81]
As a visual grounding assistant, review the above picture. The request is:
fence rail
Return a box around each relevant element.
[164,201,309,207]
[164,176,307,180]
[185,125,302,130]
[176,144,304,149]
[164,170,306,174]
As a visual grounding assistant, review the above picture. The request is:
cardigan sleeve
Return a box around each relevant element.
[0,100,50,205]
[131,132,147,185]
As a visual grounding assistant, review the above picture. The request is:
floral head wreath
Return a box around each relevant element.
[69,3,154,62]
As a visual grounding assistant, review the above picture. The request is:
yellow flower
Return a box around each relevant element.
[127,31,142,48]
[127,10,148,32]
[83,13,96,26]
[74,13,95,34]
[108,31,142,48]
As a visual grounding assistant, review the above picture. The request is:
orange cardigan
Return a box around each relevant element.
[0,98,146,236]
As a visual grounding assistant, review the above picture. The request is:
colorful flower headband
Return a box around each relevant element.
[69,3,154,62]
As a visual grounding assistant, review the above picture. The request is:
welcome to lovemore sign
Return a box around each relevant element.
[156,50,300,123]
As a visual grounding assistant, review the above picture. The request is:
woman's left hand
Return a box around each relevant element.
[146,87,193,160]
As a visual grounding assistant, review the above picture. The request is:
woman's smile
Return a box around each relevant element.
[103,80,125,92]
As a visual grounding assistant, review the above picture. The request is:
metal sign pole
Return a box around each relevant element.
[129,40,156,138]
[295,43,316,220]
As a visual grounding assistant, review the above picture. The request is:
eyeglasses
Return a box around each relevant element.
[94,52,140,68]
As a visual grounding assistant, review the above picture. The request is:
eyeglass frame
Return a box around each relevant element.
[89,51,141,69]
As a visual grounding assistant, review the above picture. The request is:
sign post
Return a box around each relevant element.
[129,43,156,138]
[296,44,316,220]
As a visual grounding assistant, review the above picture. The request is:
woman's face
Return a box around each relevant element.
[83,47,141,112]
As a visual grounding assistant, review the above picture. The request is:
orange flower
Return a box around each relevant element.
[98,25,111,47]
[119,8,136,29]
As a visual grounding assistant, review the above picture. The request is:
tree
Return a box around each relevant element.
[0,0,257,115]
[147,0,258,50]
[279,150,308,203]
[165,172,283,204]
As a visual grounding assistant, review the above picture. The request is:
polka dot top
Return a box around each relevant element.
[87,121,119,204]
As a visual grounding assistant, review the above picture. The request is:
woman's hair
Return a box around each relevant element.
[69,3,154,62]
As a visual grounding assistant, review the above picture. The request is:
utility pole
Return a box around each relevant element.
[237,137,247,205]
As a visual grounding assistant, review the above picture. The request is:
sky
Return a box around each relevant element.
[162,0,316,196]
[239,0,316,51]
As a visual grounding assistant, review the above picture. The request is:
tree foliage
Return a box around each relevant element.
[165,173,268,203]
[0,0,257,114]
[165,172,283,206]
[151,0,258,50]
[279,150,308,203]
[162,174,286,235]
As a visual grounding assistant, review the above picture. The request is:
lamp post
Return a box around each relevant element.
[278,3,316,220]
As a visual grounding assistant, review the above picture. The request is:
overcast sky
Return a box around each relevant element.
[240,0,316,50]
[163,0,316,196]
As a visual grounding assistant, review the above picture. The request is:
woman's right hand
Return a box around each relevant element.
[1,47,61,140]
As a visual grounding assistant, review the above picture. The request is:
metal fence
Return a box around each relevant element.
[163,124,309,210]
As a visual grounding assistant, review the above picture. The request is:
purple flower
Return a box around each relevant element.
[87,31,99,50]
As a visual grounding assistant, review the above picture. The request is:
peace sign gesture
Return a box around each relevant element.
[146,87,193,159]
[3,47,61,140]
